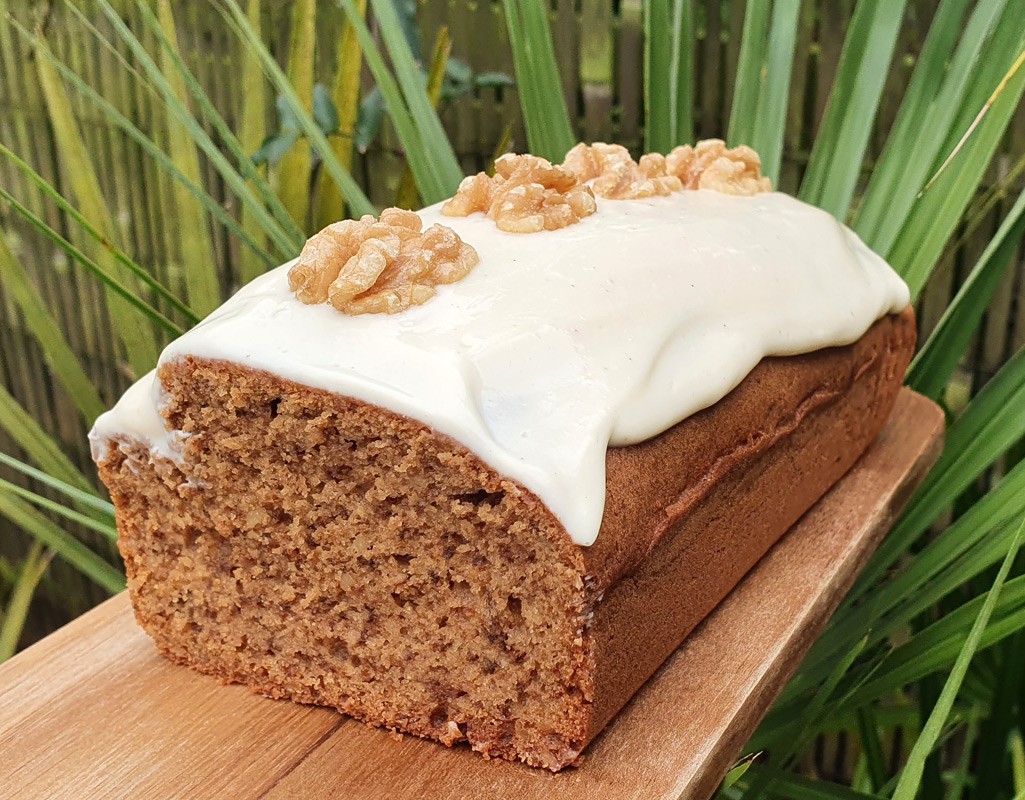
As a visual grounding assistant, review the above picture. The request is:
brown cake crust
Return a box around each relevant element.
[95,308,915,771]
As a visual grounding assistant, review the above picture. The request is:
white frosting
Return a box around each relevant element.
[90,190,909,545]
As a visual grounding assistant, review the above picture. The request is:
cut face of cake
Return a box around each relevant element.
[90,142,914,771]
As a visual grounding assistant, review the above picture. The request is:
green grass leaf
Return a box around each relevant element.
[770,410,1025,715]
[155,0,222,315]
[798,0,907,219]
[0,385,98,496]
[61,0,155,90]
[798,457,1025,695]
[502,0,575,161]
[334,0,452,204]
[316,0,366,229]
[0,477,117,543]
[908,184,1025,399]
[972,634,1025,797]
[743,637,868,798]
[0,543,51,662]
[644,0,694,152]
[947,703,984,800]
[720,752,759,790]
[643,0,672,152]
[0,489,124,595]
[0,186,185,337]
[856,343,1025,595]
[128,0,307,246]
[727,0,801,181]
[95,0,305,258]
[33,27,159,375]
[953,148,1025,250]
[841,576,1025,710]
[6,21,278,273]
[855,707,887,791]
[0,143,198,324]
[670,0,693,146]
[748,0,800,183]
[888,17,1025,296]
[739,768,886,799]
[0,452,114,520]
[394,26,452,210]
[276,0,316,230]
[220,0,375,220]
[891,514,1025,800]
[237,0,271,283]
[727,0,770,148]
[853,0,1005,251]
[0,228,106,424]
[918,47,1025,201]
[368,0,464,193]
[1012,731,1025,797]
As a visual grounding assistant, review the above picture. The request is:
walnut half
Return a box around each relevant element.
[665,139,772,195]
[288,208,479,315]
[442,154,597,233]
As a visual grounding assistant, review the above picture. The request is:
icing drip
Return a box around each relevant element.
[90,190,909,545]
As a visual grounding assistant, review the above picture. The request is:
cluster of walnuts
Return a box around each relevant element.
[288,208,478,315]
[291,140,771,315]
[442,139,772,233]
[565,139,771,197]
[441,154,598,234]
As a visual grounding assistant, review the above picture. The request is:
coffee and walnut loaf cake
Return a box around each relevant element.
[91,142,914,771]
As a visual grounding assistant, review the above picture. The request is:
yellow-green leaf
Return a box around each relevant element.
[0,489,124,595]
[0,543,51,662]
[0,228,105,424]
[238,0,270,284]
[394,27,451,210]
[156,0,221,316]
[277,0,317,231]
[316,0,367,228]
[0,383,95,494]
[34,31,159,378]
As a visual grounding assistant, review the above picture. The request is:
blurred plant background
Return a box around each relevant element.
[1,0,1025,796]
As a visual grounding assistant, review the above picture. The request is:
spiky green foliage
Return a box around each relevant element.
[501,0,575,161]
[1,3,1024,796]
[643,0,694,151]
[728,0,801,183]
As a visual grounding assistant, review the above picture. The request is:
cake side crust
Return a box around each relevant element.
[583,308,916,740]
[585,307,917,591]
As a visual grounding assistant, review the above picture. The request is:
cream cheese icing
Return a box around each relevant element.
[90,189,909,545]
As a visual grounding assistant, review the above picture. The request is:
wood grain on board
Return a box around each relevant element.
[0,389,944,800]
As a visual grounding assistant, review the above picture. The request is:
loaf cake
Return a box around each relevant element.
[91,141,914,771]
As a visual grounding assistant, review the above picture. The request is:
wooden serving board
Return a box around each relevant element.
[0,389,943,800]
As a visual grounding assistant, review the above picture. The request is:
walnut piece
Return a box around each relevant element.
[665,139,772,195]
[288,208,479,315]
[563,143,682,199]
[442,153,596,233]
[562,142,633,182]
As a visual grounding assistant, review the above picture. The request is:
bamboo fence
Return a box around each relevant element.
[1,0,1024,635]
